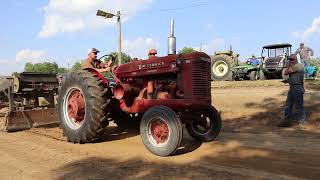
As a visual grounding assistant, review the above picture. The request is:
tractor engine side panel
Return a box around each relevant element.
[182,58,211,105]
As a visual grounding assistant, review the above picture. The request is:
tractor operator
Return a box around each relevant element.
[145,49,176,100]
[294,43,314,68]
[82,48,113,73]
[148,49,158,59]
[278,54,306,128]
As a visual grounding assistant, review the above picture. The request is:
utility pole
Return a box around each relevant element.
[96,10,122,65]
[117,11,122,65]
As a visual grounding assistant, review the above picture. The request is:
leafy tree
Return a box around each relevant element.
[178,47,196,54]
[24,62,34,72]
[109,52,132,65]
[58,67,68,73]
[309,57,320,66]
[24,61,59,73]
[71,62,82,72]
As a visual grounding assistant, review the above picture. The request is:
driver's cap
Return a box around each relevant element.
[88,48,100,54]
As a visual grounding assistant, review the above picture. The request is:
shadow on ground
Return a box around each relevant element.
[221,82,320,136]
[51,139,320,180]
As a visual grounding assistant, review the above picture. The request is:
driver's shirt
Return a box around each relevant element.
[249,58,260,66]
[82,58,104,70]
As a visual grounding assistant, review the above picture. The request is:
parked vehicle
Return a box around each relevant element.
[231,57,261,81]
[260,43,292,80]
[210,47,239,81]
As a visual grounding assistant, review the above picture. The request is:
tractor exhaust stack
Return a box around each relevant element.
[168,19,176,55]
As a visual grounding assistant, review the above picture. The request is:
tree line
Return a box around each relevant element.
[23,52,133,73]
[23,48,198,73]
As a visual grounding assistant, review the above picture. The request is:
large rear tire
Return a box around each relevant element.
[140,106,183,157]
[58,71,110,143]
[211,55,232,81]
[186,106,221,142]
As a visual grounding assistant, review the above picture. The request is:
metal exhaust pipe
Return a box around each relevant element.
[168,19,176,55]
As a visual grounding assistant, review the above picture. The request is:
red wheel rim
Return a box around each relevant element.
[65,88,85,129]
[150,119,169,144]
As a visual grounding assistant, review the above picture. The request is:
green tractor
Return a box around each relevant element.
[211,48,239,81]
[231,56,261,81]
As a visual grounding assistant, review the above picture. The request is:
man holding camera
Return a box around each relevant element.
[278,54,305,127]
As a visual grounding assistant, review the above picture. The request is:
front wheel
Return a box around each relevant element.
[186,106,221,142]
[140,106,183,157]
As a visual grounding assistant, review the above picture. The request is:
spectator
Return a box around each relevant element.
[295,43,314,67]
[278,54,305,128]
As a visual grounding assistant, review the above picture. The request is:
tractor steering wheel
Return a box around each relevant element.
[98,54,115,63]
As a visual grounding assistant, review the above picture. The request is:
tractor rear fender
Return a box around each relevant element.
[83,68,110,86]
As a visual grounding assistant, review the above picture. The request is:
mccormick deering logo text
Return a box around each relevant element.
[138,62,165,70]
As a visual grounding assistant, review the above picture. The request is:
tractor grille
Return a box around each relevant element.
[192,60,211,97]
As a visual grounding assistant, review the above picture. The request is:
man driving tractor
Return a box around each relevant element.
[82,48,113,73]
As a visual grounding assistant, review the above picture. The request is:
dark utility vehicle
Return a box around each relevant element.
[260,43,291,80]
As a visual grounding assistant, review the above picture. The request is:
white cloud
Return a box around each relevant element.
[194,38,226,53]
[292,16,320,40]
[123,37,159,59]
[39,0,153,38]
[15,49,48,63]
[0,49,49,75]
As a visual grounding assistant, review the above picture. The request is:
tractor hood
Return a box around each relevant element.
[114,52,210,78]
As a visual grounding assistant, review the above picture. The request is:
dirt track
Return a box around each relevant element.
[0,80,319,180]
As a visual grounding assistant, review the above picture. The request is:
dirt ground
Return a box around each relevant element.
[0,80,319,180]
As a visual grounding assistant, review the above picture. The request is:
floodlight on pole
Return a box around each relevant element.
[96,10,122,65]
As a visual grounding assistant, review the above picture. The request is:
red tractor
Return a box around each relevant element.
[58,52,221,156]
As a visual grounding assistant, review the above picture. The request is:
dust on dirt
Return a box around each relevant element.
[0,80,319,179]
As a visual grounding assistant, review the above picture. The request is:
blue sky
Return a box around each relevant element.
[1,0,320,75]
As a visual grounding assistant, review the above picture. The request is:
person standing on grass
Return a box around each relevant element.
[278,54,306,127]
